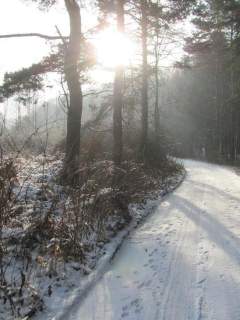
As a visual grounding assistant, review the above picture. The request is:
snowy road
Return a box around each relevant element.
[65,160,240,320]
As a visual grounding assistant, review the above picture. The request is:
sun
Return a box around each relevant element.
[94,29,135,68]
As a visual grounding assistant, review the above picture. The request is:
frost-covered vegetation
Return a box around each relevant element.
[0,153,183,319]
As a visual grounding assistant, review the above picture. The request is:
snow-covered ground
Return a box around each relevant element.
[0,155,182,319]
[55,160,240,320]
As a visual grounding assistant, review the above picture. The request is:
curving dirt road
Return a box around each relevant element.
[66,160,240,320]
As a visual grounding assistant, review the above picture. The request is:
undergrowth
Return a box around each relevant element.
[0,154,183,319]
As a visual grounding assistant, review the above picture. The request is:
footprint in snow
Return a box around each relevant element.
[137,282,145,289]
[197,278,206,285]
[152,291,157,298]
[122,305,128,311]
[121,311,129,318]
[135,306,143,314]
[149,249,157,257]
[130,298,140,306]
[145,279,152,287]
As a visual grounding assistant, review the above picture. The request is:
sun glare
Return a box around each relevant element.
[94,29,135,68]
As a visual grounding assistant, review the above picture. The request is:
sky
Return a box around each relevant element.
[0,0,191,78]
[0,0,192,122]
[0,1,70,82]
[0,0,96,121]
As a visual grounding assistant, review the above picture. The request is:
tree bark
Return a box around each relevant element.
[140,0,148,157]
[113,0,125,165]
[154,41,160,144]
[63,0,83,182]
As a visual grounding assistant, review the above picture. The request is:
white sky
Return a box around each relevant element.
[0,0,97,121]
[0,0,192,121]
[0,1,70,82]
[0,1,192,78]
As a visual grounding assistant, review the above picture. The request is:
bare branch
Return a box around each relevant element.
[0,33,69,40]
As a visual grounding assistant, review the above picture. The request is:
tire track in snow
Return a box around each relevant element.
[195,235,210,320]
[154,217,192,320]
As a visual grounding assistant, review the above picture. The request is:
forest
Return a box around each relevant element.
[0,0,240,319]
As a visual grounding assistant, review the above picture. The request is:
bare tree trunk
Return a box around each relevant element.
[154,42,160,144]
[153,30,166,164]
[63,0,83,182]
[113,0,125,165]
[229,22,236,162]
[140,0,148,157]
